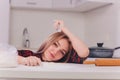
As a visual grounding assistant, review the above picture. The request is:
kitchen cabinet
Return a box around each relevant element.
[0,0,10,43]
[11,0,113,12]
[72,0,114,12]
[11,0,52,9]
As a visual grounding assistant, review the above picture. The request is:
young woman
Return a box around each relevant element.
[18,20,89,66]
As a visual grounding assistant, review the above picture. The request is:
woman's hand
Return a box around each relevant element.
[54,20,65,32]
[18,56,41,66]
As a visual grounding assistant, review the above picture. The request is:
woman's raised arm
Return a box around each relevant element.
[54,20,89,58]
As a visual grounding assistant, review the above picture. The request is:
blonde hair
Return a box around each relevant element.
[37,32,72,62]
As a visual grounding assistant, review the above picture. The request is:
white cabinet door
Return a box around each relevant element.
[11,0,52,9]
[72,0,113,12]
[0,0,10,43]
[52,0,113,12]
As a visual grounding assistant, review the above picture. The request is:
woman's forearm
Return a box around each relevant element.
[61,26,89,58]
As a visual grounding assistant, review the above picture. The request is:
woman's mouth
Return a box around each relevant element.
[50,53,55,58]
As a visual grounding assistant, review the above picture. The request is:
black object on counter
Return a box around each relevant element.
[88,43,120,58]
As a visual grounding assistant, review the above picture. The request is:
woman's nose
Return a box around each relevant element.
[53,48,60,54]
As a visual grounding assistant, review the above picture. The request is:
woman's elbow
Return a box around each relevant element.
[78,48,90,58]
[85,48,90,57]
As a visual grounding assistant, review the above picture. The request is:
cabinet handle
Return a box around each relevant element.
[27,2,37,5]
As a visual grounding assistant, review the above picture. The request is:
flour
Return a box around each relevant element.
[0,43,18,68]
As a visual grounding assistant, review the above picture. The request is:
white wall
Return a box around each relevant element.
[84,2,118,48]
[0,0,10,43]
[115,0,120,47]
[10,9,85,49]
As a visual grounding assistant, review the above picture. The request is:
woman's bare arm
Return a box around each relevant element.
[54,20,89,58]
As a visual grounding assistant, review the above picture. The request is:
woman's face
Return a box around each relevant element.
[43,38,69,61]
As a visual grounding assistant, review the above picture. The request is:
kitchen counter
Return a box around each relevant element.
[0,62,120,80]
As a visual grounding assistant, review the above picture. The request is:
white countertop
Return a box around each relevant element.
[0,62,120,80]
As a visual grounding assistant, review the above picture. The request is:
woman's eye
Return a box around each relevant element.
[60,51,65,56]
[53,43,58,47]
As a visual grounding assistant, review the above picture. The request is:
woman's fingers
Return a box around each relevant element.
[30,56,41,66]
[23,58,30,66]
[54,20,64,27]
[34,56,41,65]
[23,56,41,66]
[23,57,30,66]
[54,20,64,32]
[29,57,35,66]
